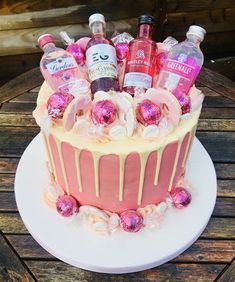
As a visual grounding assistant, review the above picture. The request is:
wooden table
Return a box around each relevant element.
[0,68,234,281]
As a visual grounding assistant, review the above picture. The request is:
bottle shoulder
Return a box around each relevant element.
[86,36,115,50]
[169,41,204,61]
[129,37,156,46]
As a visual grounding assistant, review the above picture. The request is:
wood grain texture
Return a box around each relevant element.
[197,119,235,131]
[0,158,19,173]
[0,174,14,191]
[196,132,235,162]
[0,18,137,56]
[10,92,38,103]
[0,113,36,127]
[167,0,235,12]
[6,235,54,259]
[165,8,235,35]
[0,53,41,80]
[213,198,235,217]
[215,163,235,179]
[0,1,154,30]
[217,180,235,197]
[198,68,235,102]
[204,56,235,81]
[0,102,36,113]
[0,213,28,234]
[217,259,235,282]
[201,217,235,239]
[25,260,225,281]
[0,67,43,104]
[174,240,235,263]
[0,192,17,211]
[201,107,235,119]
[0,127,39,157]
[0,233,34,281]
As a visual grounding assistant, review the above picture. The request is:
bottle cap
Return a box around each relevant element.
[138,15,154,25]
[89,13,105,28]
[186,25,206,41]
[38,34,55,49]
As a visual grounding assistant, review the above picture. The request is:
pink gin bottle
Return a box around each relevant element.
[38,34,81,93]
[123,15,157,95]
[157,26,206,97]
[86,14,119,95]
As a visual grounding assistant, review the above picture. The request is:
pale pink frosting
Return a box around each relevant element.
[79,206,120,235]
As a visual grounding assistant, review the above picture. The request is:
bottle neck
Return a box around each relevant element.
[42,42,56,53]
[138,24,153,39]
[186,34,202,46]
[91,22,105,37]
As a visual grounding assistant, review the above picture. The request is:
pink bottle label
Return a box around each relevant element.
[157,58,201,96]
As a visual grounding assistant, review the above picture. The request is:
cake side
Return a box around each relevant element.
[37,83,201,212]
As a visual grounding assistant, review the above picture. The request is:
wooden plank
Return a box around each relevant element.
[0,1,154,30]
[0,192,17,211]
[0,213,28,234]
[197,119,235,131]
[0,102,36,113]
[0,174,14,192]
[201,217,235,239]
[0,158,19,173]
[165,8,235,35]
[167,0,235,13]
[0,53,41,81]
[0,18,137,57]
[204,56,235,81]
[201,108,235,119]
[0,67,43,104]
[217,180,235,197]
[213,197,235,217]
[215,163,235,179]
[0,113,36,127]
[10,92,38,103]
[198,68,235,102]
[198,86,220,97]
[174,240,235,263]
[6,235,56,260]
[217,260,235,282]
[29,86,41,93]
[25,260,225,281]
[196,132,235,163]
[0,127,39,157]
[203,97,235,108]
[0,233,34,281]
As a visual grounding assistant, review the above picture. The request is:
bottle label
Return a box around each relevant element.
[86,44,118,81]
[46,57,77,75]
[158,58,201,94]
[123,72,152,89]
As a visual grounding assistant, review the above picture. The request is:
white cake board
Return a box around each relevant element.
[15,133,217,274]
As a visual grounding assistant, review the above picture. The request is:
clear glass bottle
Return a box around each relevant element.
[123,15,157,95]
[38,34,81,93]
[86,13,119,95]
[156,25,206,97]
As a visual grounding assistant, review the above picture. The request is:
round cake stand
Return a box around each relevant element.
[15,133,217,274]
